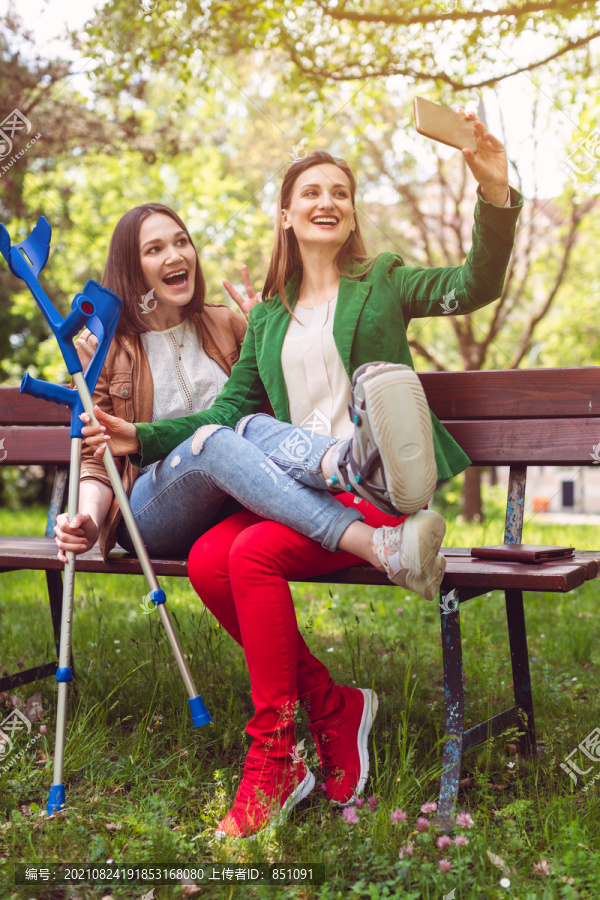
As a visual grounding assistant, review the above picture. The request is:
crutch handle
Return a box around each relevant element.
[20,373,73,409]
[0,217,52,287]
[19,282,120,437]
[1,217,122,379]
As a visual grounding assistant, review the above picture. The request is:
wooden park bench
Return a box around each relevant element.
[2,367,600,817]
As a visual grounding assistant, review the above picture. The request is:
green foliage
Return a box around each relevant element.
[0,465,54,511]
[5,6,600,388]
[0,10,126,383]
[81,0,600,95]
[526,198,600,368]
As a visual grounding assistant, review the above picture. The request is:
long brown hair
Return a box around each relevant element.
[103,203,206,336]
[262,151,372,311]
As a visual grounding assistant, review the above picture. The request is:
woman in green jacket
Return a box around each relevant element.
[81,113,522,839]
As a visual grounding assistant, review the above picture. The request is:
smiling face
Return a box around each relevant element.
[138,213,197,324]
[281,163,356,252]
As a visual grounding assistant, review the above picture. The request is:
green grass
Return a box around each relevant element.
[1,489,600,899]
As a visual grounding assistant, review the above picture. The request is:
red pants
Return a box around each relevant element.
[188,494,405,760]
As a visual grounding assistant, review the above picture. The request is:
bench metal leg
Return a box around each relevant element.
[0,662,58,692]
[46,568,75,681]
[46,570,63,658]
[0,570,71,692]
[438,594,465,819]
[505,588,536,755]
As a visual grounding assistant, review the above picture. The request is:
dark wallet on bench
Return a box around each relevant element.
[470,544,575,564]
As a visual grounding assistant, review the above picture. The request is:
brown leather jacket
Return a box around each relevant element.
[76,303,247,560]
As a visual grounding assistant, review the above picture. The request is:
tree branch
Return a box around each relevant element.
[485,122,542,349]
[314,0,592,27]
[408,339,448,372]
[359,133,438,266]
[508,201,591,368]
[284,30,600,91]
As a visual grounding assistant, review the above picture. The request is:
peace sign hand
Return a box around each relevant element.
[223,265,263,320]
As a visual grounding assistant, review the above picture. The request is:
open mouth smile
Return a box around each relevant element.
[311,216,339,228]
[162,268,189,289]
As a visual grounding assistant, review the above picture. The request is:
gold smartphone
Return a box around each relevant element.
[413,97,478,154]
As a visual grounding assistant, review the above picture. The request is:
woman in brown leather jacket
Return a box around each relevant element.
[57,203,247,560]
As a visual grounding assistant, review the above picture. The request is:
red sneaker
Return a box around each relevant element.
[215,754,315,840]
[310,686,378,806]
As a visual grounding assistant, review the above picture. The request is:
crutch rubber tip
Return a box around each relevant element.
[189,695,212,727]
[47,784,66,815]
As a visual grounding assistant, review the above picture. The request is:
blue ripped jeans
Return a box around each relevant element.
[116,415,359,558]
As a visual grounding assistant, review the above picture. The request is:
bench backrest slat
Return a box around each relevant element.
[0,387,71,425]
[0,427,71,465]
[420,367,600,420]
[2,418,599,467]
[2,367,600,468]
[4,368,600,426]
[444,419,600,466]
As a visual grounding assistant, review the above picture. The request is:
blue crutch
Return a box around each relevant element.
[0,217,212,816]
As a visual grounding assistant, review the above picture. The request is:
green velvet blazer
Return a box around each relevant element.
[135,187,523,479]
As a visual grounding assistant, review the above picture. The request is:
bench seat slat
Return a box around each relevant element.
[440,548,600,580]
[306,558,588,592]
[0,537,188,577]
[0,538,592,592]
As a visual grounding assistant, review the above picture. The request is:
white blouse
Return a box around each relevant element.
[281,295,353,439]
[141,319,228,423]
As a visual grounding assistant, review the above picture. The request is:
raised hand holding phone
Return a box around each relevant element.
[414,97,509,206]
[458,110,509,206]
[414,97,478,152]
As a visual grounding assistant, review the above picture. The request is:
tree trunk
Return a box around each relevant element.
[463,466,483,521]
